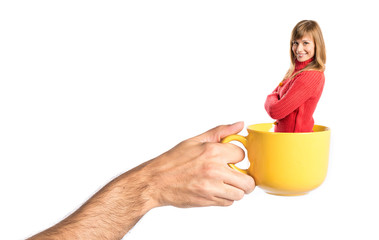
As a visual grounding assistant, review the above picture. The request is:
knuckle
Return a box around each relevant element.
[222,188,244,203]
[201,162,220,179]
[220,199,234,207]
[244,177,256,194]
[228,188,244,201]
[194,181,213,198]
[202,143,220,159]
[235,190,245,201]
[229,143,245,156]
[237,146,246,159]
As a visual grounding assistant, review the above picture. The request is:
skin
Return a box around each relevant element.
[292,34,315,62]
[28,122,255,240]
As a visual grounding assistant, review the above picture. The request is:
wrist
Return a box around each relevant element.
[119,160,161,213]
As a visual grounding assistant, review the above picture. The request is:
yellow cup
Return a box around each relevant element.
[222,123,331,196]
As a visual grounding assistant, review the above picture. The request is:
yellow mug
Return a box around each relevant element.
[222,123,331,196]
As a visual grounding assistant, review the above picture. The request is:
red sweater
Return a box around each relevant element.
[264,58,325,132]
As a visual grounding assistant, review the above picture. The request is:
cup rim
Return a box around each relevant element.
[247,123,330,135]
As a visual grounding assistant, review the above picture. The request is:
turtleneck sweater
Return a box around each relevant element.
[264,58,325,132]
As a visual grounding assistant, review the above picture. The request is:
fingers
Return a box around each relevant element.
[195,122,244,143]
[190,182,249,207]
[153,122,255,209]
[216,183,245,201]
[191,196,235,207]
[199,140,255,199]
[206,178,255,207]
[221,142,246,164]
[208,141,245,165]
[224,167,256,194]
[218,143,255,194]
[208,143,255,198]
[197,144,255,203]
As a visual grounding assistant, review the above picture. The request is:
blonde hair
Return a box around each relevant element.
[283,20,326,80]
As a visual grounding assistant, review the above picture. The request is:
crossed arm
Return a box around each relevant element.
[28,122,255,240]
[265,71,324,120]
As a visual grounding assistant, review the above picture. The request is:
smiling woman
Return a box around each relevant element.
[292,35,315,62]
[264,20,326,133]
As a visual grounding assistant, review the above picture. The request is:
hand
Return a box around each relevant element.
[27,122,256,239]
[144,122,255,208]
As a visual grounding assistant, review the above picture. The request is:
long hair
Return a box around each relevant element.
[283,20,326,80]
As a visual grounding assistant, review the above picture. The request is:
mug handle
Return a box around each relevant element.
[221,134,249,175]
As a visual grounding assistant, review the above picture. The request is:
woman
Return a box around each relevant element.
[264,20,326,132]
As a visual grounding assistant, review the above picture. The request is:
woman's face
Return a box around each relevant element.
[292,34,315,62]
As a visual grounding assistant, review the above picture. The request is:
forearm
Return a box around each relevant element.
[264,93,281,119]
[29,162,158,240]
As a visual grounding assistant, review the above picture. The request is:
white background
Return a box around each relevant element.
[1,1,378,239]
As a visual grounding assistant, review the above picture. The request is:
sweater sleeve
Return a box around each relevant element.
[264,71,324,120]
[263,85,280,112]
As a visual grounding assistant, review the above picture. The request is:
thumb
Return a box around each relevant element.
[195,122,244,143]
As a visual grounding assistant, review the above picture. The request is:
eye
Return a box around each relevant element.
[292,41,299,46]
[304,42,309,45]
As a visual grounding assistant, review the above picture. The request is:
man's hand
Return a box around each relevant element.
[28,122,256,240]
[145,122,255,208]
